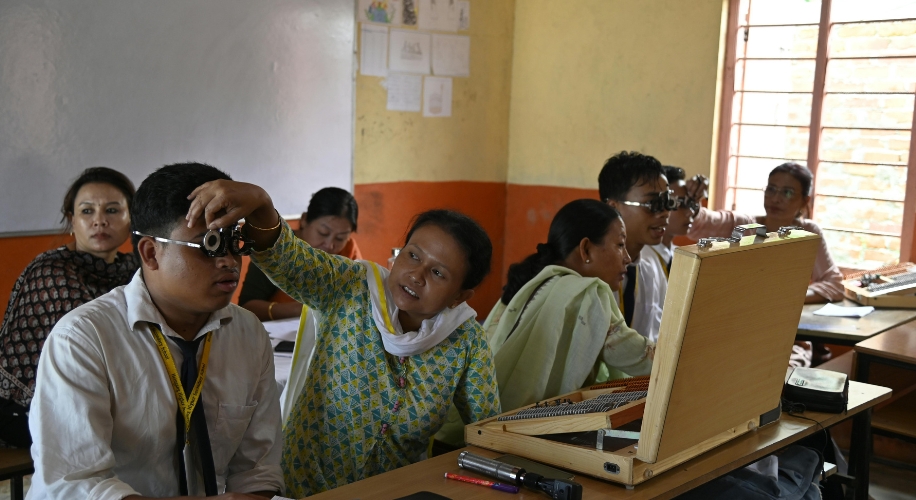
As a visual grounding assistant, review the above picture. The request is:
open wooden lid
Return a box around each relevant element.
[635,228,820,463]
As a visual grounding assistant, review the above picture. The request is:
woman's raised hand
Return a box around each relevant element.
[186,180,275,230]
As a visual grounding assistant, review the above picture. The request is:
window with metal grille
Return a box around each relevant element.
[716,0,916,269]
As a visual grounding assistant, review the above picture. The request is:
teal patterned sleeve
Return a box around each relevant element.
[249,220,364,314]
[453,321,502,424]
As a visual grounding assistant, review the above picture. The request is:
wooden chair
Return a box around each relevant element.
[0,448,33,500]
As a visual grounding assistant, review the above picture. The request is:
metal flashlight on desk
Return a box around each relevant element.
[457,451,583,500]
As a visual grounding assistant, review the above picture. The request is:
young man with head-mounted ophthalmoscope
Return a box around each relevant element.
[27,163,284,500]
[599,151,673,344]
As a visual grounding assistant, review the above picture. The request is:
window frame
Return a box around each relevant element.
[715,0,916,266]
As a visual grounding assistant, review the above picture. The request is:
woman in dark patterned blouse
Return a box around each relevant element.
[0,167,139,447]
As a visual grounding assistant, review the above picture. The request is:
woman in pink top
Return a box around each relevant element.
[687,163,844,366]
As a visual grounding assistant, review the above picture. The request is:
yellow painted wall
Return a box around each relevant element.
[506,0,728,187]
[353,0,516,184]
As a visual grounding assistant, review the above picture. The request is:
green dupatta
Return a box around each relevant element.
[484,265,654,413]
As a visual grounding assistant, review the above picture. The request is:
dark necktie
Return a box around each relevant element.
[623,264,637,327]
[171,335,219,497]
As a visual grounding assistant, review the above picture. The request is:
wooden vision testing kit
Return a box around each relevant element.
[466,225,820,487]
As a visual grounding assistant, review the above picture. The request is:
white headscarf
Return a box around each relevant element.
[362,261,476,356]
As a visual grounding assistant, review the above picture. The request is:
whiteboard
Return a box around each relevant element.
[0,0,354,234]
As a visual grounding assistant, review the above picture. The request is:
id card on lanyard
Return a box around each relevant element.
[150,325,213,443]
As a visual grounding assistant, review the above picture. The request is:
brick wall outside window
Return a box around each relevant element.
[720,0,916,269]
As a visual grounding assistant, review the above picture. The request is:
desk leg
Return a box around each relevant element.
[854,354,871,382]
[847,407,873,500]
[12,475,24,500]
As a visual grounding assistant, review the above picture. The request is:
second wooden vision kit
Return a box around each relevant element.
[466,225,820,487]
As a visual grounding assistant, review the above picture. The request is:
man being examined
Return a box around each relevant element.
[28,163,283,500]
[598,151,672,343]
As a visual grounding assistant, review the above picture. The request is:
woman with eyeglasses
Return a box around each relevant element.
[0,167,139,448]
[686,163,843,366]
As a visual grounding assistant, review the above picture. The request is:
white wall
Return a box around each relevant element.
[0,0,354,233]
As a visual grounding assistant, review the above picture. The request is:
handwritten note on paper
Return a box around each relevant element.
[423,76,452,117]
[389,29,431,74]
[418,0,459,32]
[387,73,422,112]
[432,34,469,77]
[360,24,389,77]
[458,1,469,30]
[358,0,402,25]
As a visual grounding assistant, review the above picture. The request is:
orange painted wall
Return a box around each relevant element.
[502,184,597,280]
[353,181,506,316]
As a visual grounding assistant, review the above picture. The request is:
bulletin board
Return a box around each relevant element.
[0,0,354,234]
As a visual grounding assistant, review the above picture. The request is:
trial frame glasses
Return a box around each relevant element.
[673,195,701,216]
[131,225,254,258]
[620,189,677,214]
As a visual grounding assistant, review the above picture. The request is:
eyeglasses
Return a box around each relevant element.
[763,185,796,200]
[132,225,255,258]
[621,190,677,214]
[673,196,701,216]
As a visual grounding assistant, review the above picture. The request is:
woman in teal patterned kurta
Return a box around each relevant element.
[185,182,500,496]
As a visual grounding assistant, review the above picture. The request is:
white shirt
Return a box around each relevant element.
[615,245,669,343]
[27,271,283,500]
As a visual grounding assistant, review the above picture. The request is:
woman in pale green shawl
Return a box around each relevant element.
[434,200,655,448]
[485,199,654,413]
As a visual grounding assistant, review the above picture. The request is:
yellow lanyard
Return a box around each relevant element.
[289,305,309,376]
[649,247,670,280]
[150,324,213,442]
[370,262,397,333]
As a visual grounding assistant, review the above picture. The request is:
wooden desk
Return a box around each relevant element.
[854,323,916,445]
[0,448,33,500]
[796,299,916,346]
[308,381,890,500]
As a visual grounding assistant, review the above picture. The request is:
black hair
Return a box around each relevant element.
[663,165,686,183]
[404,209,492,290]
[305,187,359,231]
[770,162,813,197]
[61,167,136,231]
[131,163,232,251]
[502,199,622,304]
[598,151,666,202]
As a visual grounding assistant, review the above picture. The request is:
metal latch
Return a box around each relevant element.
[698,223,769,249]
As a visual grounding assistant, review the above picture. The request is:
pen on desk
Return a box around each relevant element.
[444,472,520,493]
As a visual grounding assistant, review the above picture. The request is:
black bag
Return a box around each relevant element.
[783,367,848,414]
